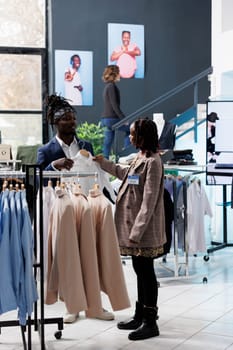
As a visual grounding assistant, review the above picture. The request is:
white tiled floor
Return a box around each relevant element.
[1,248,233,349]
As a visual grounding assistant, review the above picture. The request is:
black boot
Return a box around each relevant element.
[117,301,143,330]
[128,306,159,341]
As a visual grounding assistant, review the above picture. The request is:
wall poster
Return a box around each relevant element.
[55,50,93,106]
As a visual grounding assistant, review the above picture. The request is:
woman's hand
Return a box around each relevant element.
[93,154,104,164]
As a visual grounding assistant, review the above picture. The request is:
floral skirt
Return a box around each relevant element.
[120,246,164,258]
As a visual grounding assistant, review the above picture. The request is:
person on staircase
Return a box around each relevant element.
[100,65,130,159]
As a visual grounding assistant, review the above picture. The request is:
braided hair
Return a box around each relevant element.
[102,65,120,82]
[133,117,159,157]
[45,93,76,125]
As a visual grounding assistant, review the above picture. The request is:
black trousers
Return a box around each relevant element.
[132,255,158,307]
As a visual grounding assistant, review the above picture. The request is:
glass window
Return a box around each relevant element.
[0,0,45,48]
[0,114,42,159]
[0,54,42,110]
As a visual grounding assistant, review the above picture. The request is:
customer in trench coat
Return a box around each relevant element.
[94,117,166,341]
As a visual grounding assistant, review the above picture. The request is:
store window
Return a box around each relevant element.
[0,54,42,110]
[0,0,45,48]
[0,0,46,160]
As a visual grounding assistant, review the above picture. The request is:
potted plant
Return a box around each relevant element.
[76,122,104,155]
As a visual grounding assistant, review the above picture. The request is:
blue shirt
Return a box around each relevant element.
[0,190,17,314]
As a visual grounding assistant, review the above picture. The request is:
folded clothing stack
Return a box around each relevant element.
[167,149,197,165]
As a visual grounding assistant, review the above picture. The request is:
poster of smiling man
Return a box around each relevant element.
[108,23,144,79]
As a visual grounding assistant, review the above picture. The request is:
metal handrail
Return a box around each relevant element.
[112,66,212,130]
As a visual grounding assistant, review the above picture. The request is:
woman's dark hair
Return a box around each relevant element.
[133,117,159,157]
[45,93,75,125]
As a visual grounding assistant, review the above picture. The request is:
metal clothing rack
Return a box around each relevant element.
[161,165,206,278]
[0,164,63,350]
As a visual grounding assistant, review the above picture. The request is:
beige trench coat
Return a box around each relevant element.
[87,190,130,310]
[100,153,166,249]
[46,190,87,314]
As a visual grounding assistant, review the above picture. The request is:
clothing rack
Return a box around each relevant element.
[41,170,99,178]
[161,165,206,278]
[0,164,63,350]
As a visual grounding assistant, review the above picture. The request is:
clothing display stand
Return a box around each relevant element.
[161,165,206,278]
[0,164,63,350]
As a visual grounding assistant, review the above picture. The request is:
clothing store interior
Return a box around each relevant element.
[1,1,233,349]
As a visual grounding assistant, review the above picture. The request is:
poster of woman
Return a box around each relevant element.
[55,50,93,106]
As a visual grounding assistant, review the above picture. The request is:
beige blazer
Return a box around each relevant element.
[100,153,166,249]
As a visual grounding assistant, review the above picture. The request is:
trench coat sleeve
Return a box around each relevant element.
[98,158,130,181]
[129,157,163,243]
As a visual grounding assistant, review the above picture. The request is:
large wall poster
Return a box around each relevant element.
[108,23,144,79]
[55,50,93,106]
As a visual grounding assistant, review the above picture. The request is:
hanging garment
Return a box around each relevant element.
[163,188,174,254]
[187,180,213,253]
[37,184,56,276]
[164,176,185,250]
[0,189,17,314]
[9,191,22,304]
[87,188,130,311]
[70,151,116,202]
[46,187,87,314]
[20,190,38,324]
[71,190,103,317]
[15,189,26,325]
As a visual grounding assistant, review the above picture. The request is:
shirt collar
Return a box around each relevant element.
[55,135,77,148]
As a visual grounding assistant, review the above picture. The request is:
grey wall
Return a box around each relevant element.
[51,0,211,124]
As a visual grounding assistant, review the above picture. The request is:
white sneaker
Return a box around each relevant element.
[63,313,79,323]
[95,308,115,321]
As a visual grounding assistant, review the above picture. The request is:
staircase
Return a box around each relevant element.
[174,103,207,165]
[113,67,212,161]
[173,103,206,141]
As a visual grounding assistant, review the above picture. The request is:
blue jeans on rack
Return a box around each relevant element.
[101,117,130,159]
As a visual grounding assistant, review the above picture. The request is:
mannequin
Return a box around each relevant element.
[153,113,176,150]
[153,114,165,139]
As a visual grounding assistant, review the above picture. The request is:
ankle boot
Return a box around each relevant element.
[128,306,159,341]
[117,301,143,330]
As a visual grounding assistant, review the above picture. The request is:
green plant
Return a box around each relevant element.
[76,122,104,155]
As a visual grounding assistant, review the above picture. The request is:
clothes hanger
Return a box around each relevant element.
[79,149,90,158]
[89,172,101,196]
[2,180,8,191]
[73,177,83,194]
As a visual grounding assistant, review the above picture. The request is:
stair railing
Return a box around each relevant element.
[112,66,212,159]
